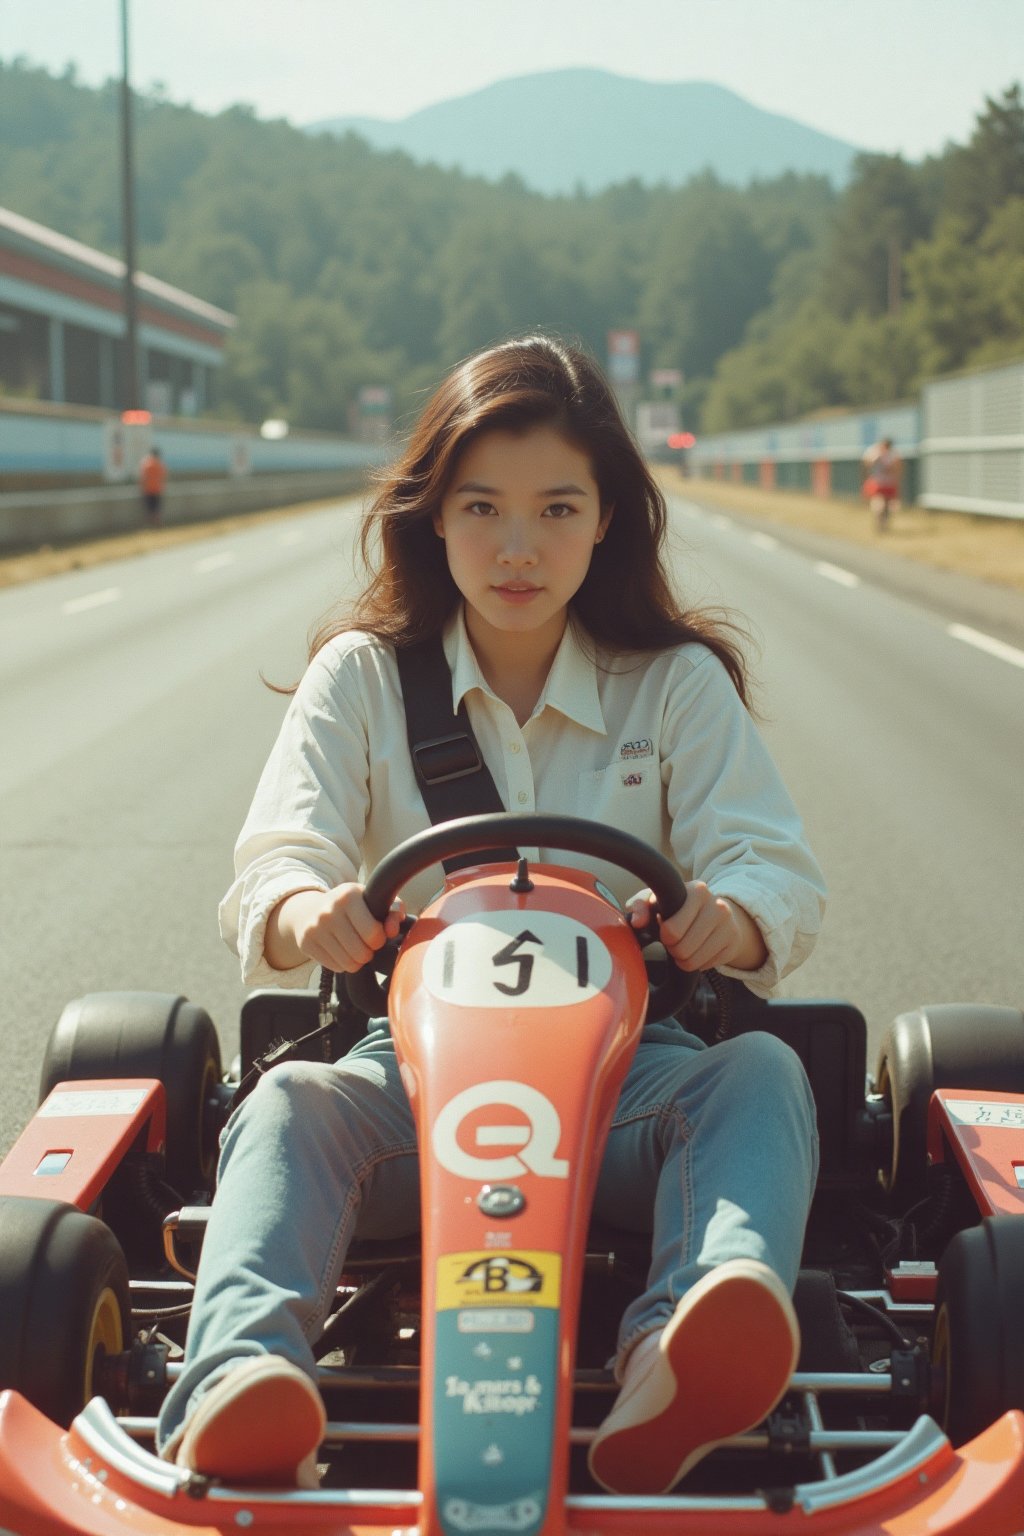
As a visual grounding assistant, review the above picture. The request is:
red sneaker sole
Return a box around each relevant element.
[590,1268,798,1494]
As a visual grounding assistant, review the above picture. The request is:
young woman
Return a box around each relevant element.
[157,335,826,1495]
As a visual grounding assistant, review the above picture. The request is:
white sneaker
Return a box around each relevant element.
[165,1356,324,1488]
[588,1259,800,1493]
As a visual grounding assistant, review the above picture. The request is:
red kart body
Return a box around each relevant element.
[1,816,1023,1534]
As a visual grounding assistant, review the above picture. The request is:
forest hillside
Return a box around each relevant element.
[1,61,1021,434]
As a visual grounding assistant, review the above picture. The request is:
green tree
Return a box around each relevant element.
[820,153,932,319]
[941,84,1024,238]
[902,216,1001,377]
[148,231,264,312]
[638,178,774,379]
[833,311,923,406]
[972,196,1024,359]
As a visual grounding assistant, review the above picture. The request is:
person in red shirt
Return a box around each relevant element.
[861,438,902,532]
[139,447,167,526]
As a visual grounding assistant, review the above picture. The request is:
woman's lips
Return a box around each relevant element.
[493,584,541,603]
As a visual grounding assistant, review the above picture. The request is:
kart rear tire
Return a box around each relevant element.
[39,991,223,1199]
[0,1195,130,1427]
[933,1216,1024,1445]
[875,1004,1024,1204]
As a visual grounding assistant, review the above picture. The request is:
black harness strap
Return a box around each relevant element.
[396,637,517,872]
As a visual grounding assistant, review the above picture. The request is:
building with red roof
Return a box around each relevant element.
[0,205,235,417]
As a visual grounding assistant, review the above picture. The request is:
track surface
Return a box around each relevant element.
[2,491,1021,1155]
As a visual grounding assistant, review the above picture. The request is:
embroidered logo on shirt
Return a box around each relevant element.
[622,772,644,788]
[619,738,654,760]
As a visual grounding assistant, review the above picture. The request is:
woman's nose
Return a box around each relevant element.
[497,523,538,565]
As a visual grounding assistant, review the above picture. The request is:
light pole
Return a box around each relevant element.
[119,0,141,410]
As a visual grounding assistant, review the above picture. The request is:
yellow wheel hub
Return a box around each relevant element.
[84,1285,124,1402]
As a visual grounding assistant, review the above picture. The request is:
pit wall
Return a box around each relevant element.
[0,398,386,549]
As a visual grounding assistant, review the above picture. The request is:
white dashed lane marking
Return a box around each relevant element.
[948,624,1024,670]
[194,552,235,574]
[689,504,1023,666]
[814,561,861,588]
[62,587,121,615]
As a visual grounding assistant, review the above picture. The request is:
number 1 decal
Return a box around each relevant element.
[422,912,613,1011]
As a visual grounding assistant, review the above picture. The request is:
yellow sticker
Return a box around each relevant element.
[437,1250,561,1310]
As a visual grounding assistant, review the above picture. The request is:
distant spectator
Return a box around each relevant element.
[861,437,902,532]
[139,447,167,527]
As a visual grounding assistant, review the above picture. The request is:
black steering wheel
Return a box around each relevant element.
[346,812,696,1020]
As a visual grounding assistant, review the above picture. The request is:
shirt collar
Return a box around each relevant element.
[443,606,607,735]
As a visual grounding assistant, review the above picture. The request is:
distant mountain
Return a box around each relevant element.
[307,69,862,195]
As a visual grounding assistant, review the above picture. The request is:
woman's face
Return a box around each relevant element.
[433,425,612,652]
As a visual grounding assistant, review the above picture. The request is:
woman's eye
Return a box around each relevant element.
[467,501,496,516]
[543,503,575,519]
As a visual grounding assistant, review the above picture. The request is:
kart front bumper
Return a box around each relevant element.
[2,1390,1024,1535]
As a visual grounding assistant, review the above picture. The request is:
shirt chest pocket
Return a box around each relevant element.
[575,760,664,838]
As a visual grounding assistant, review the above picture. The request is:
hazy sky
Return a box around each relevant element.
[2,0,1020,159]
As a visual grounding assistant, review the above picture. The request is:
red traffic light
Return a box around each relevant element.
[667,432,696,450]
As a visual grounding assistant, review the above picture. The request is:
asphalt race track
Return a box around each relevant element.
[1,491,1021,1157]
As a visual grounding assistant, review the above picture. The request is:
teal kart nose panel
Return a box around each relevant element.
[434,1306,558,1535]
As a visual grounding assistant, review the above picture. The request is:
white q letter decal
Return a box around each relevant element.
[432,1080,569,1181]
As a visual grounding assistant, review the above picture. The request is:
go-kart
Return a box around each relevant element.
[2,812,1024,1535]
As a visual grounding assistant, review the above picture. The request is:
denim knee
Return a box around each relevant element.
[247,1058,337,1108]
[217,1059,344,1170]
[717,1029,811,1094]
[716,1031,819,1159]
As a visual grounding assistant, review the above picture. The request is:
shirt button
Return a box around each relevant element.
[517,791,528,804]
[509,742,521,754]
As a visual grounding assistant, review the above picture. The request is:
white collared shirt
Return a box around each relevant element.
[221,608,826,996]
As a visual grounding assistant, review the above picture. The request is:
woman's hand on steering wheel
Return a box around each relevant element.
[273,884,406,974]
[628,885,768,974]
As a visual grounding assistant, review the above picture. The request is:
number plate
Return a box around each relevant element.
[943,1099,1024,1129]
[423,911,613,1009]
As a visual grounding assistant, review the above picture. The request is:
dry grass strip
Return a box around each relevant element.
[660,471,1024,594]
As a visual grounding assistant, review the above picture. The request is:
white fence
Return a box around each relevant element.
[919,360,1024,519]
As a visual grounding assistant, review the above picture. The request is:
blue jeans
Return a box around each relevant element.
[157,1019,818,1450]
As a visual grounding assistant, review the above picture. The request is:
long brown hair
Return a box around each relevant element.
[309,335,752,704]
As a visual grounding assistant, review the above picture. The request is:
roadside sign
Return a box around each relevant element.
[607,330,640,385]
[636,400,680,451]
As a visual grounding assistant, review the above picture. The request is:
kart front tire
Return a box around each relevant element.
[933,1215,1024,1445]
[875,1004,1024,1204]
[39,991,223,1200]
[0,1195,130,1427]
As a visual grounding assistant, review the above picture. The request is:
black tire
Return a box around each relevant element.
[875,1005,1024,1204]
[933,1216,1024,1445]
[0,1195,130,1427]
[39,992,223,1200]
